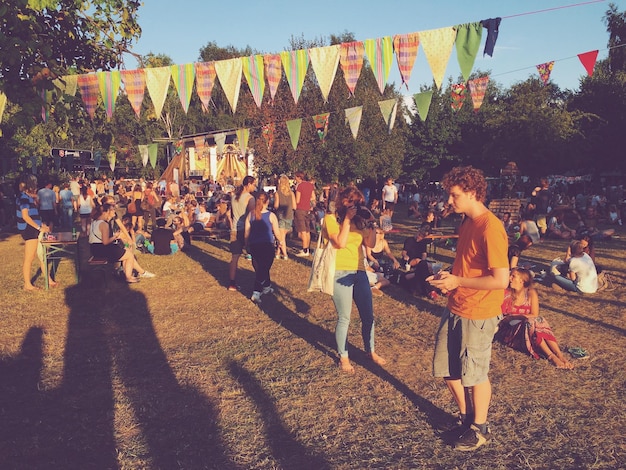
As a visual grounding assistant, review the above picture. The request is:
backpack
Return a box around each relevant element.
[126,198,137,214]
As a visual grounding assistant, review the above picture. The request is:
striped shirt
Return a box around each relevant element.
[16,192,41,231]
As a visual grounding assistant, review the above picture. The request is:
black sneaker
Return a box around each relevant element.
[453,424,491,451]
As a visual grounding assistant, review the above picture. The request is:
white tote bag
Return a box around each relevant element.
[307,219,336,295]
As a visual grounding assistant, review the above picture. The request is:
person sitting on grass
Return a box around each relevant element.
[496,268,573,369]
[550,239,598,294]
[146,218,182,255]
[546,211,576,240]
[401,223,440,300]
[366,228,401,276]
[508,234,534,269]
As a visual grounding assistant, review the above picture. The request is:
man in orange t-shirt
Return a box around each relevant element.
[428,166,509,451]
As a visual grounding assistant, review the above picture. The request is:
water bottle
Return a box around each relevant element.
[72,227,77,240]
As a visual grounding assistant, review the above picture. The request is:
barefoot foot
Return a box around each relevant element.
[369,352,387,366]
[339,357,355,374]
[548,354,572,369]
[24,285,40,291]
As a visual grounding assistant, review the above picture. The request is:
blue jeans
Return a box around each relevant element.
[61,205,74,229]
[332,270,375,358]
[552,274,581,293]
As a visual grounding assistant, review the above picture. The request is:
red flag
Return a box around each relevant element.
[577,50,599,77]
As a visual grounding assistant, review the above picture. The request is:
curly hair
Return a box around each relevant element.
[442,166,487,203]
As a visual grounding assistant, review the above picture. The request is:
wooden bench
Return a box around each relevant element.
[488,198,522,224]
[87,256,115,287]
[189,228,231,242]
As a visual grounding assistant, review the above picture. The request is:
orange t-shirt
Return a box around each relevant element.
[447,210,509,320]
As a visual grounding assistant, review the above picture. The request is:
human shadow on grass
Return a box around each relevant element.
[543,294,626,336]
[227,361,331,470]
[0,281,242,469]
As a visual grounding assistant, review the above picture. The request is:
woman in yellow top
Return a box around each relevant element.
[325,187,386,373]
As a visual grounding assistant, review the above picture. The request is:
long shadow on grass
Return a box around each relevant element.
[228,361,331,470]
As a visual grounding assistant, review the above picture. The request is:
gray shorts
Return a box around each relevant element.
[433,310,501,387]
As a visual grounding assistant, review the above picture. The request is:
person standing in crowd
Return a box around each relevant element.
[325,186,386,373]
[16,174,56,290]
[58,182,76,230]
[381,177,398,219]
[37,179,57,232]
[428,166,509,451]
[273,174,296,260]
[294,171,316,257]
[77,184,95,236]
[228,176,256,291]
[245,192,281,304]
[531,177,552,236]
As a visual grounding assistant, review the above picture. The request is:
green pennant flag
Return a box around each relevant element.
[378,99,398,134]
[286,119,302,150]
[455,22,483,82]
[414,91,434,122]
[148,143,158,168]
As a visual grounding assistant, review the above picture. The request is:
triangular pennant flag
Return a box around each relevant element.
[455,22,483,82]
[378,99,398,134]
[94,150,102,170]
[236,128,250,156]
[578,50,599,77]
[214,132,226,155]
[148,143,158,169]
[108,150,116,172]
[450,83,467,111]
[344,106,363,140]
[280,49,309,104]
[195,62,217,112]
[262,123,275,152]
[145,66,171,118]
[214,58,243,113]
[364,36,393,94]
[120,69,146,118]
[243,55,266,108]
[414,91,434,122]
[97,70,121,121]
[339,41,365,96]
[536,61,554,85]
[393,33,420,89]
[468,76,490,110]
[264,54,282,104]
[286,119,302,150]
[170,63,195,113]
[76,73,100,119]
[52,74,78,97]
[308,45,340,103]
[138,144,149,167]
[313,112,330,143]
[420,27,457,89]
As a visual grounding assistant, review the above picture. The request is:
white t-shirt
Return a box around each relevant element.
[569,253,598,294]
[382,184,397,203]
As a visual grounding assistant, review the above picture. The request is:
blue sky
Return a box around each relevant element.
[128,0,617,95]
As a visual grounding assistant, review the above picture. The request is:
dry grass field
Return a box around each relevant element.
[0,206,624,469]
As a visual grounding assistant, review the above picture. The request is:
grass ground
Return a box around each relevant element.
[0,206,624,469]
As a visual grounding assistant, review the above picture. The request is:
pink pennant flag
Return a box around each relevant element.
[77,73,100,120]
[578,50,599,77]
[121,69,146,118]
[195,62,217,112]
[393,33,420,89]
[171,63,196,113]
[313,112,330,143]
[339,41,364,96]
[364,36,393,94]
[243,55,265,108]
[264,54,282,103]
[97,70,121,121]
[468,76,489,111]
[536,61,555,85]
[450,83,467,111]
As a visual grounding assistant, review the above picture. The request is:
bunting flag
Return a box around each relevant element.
[94,150,102,170]
[97,70,121,120]
[145,66,171,118]
[264,54,282,103]
[536,61,555,85]
[262,123,275,152]
[120,69,146,118]
[195,62,217,112]
[236,128,250,155]
[214,58,243,113]
[138,144,149,167]
[170,63,195,113]
[76,73,100,119]
[214,132,226,155]
[364,36,393,94]
[420,27,457,89]
[313,112,330,143]
[393,33,420,89]
[450,83,467,111]
[455,22,483,82]
[52,74,78,97]
[309,45,340,103]
[468,76,490,110]
[414,91,434,122]
[286,119,301,150]
[280,49,309,104]
[108,150,116,172]
[578,50,599,76]
[242,55,266,108]
[378,99,398,134]
[148,143,158,168]
[344,106,363,140]
[339,41,365,96]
